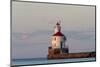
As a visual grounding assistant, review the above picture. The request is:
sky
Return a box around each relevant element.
[12,1,95,59]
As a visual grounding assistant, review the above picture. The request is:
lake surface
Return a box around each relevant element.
[12,57,96,66]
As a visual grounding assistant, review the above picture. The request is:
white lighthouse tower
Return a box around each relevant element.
[51,21,67,49]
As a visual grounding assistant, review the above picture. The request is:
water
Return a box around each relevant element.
[12,57,96,66]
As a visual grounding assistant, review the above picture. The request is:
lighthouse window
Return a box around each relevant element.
[54,43,56,47]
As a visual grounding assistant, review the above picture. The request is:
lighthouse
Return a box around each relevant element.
[52,22,67,49]
[48,21,69,59]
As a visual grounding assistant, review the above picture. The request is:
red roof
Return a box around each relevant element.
[53,32,64,36]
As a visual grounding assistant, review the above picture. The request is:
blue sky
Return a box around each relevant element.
[12,1,95,59]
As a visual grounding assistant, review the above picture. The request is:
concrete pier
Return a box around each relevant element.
[47,47,96,59]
